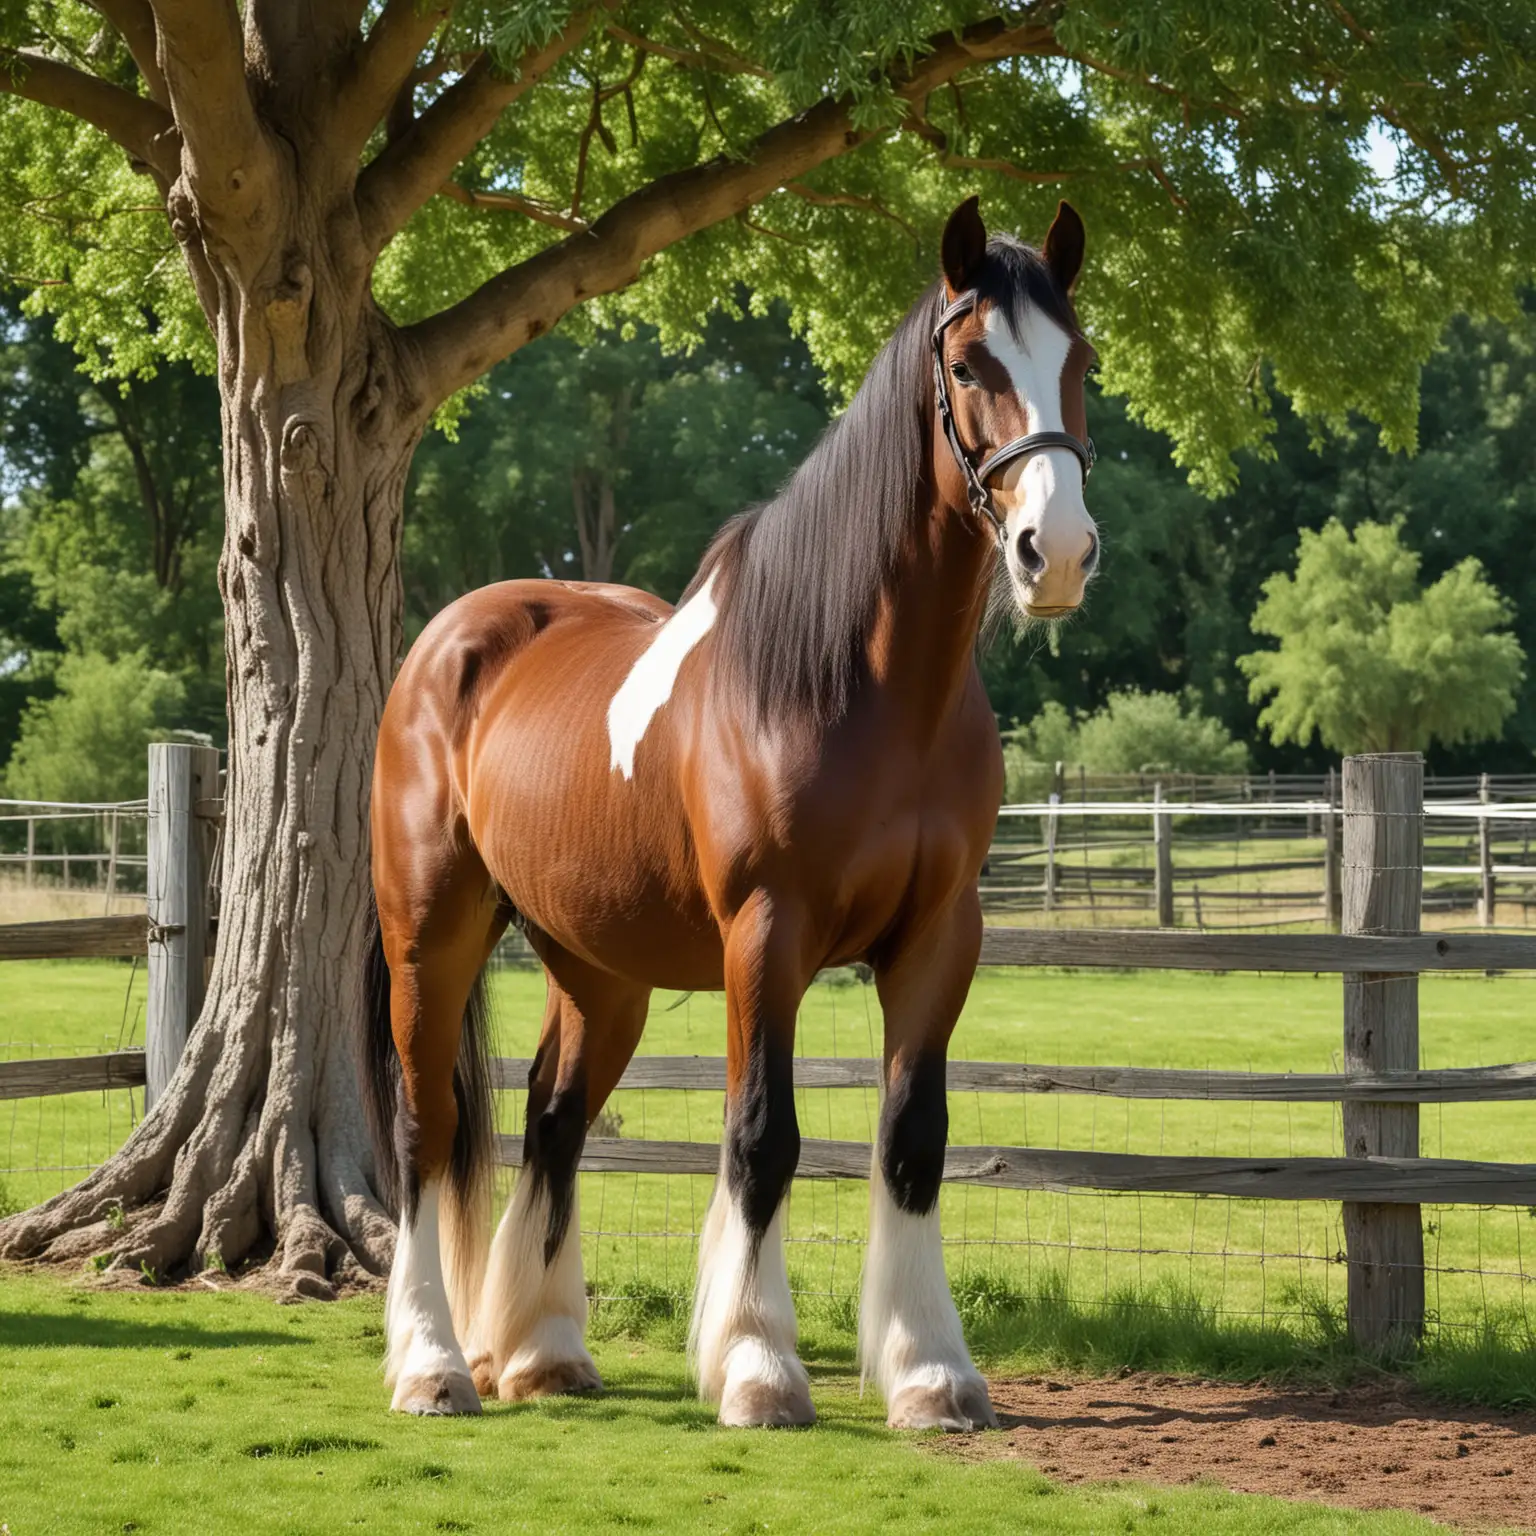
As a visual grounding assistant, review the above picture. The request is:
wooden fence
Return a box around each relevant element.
[0,742,220,1112]
[986,769,1536,928]
[3,747,1536,1346]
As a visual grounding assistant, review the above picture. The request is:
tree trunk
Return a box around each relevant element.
[0,201,420,1295]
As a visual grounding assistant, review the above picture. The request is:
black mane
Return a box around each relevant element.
[684,234,1076,724]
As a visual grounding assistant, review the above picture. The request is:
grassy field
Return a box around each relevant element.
[0,1270,1452,1535]
[3,958,1535,1359]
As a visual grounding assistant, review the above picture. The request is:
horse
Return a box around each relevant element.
[358,195,1099,1430]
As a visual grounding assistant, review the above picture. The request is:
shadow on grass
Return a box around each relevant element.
[0,1310,294,1351]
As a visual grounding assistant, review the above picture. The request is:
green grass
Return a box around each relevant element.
[0,1271,1447,1535]
[4,959,1535,1373]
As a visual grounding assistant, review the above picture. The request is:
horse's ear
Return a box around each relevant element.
[941,196,987,297]
[1042,200,1086,294]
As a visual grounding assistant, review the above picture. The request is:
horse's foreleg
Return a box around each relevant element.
[468,960,648,1402]
[862,895,995,1431]
[691,894,814,1427]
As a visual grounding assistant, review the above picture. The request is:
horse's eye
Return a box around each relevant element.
[949,360,976,386]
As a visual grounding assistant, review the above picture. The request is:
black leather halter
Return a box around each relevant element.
[931,289,1096,548]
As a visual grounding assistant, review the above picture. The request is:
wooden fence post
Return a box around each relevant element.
[1322,765,1341,931]
[1153,782,1174,927]
[24,816,34,889]
[1043,791,1059,914]
[145,742,221,1111]
[1341,752,1424,1350]
[1478,772,1495,927]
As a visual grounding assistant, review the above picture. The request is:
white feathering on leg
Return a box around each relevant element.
[384,1180,475,1400]
[859,1152,987,1413]
[688,1161,809,1421]
[464,1171,593,1395]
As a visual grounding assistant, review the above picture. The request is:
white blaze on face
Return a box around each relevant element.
[607,571,717,779]
[982,306,1097,612]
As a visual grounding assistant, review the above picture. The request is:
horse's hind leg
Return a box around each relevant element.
[466,953,649,1402]
[861,895,995,1431]
[377,851,504,1416]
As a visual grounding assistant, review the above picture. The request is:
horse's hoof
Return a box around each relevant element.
[498,1353,603,1402]
[719,1377,816,1428]
[467,1351,498,1398]
[392,1371,482,1416]
[888,1378,996,1433]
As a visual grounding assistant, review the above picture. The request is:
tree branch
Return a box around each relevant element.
[907,101,1189,210]
[1069,49,1245,122]
[0,47,177,179]
[438,179,588,231]
[336,0,451,158]
[405,14,1060,409]
[149,0,271,219]
[357,6,607,252]
[604,22,771,78]
[1376,103,1465,199]
[88,0,170,105]
[905,108,1085,184]
[780,181,919,244]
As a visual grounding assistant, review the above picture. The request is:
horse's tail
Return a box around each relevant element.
[359,891,496,1338]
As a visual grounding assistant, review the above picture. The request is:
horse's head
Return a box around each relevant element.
[931,197,1099,619]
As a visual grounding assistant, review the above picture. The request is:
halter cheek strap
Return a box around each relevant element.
[931,290,1096,548]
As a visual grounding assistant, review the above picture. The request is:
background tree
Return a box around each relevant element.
[0,1,1530,1287]
[1001,689,1245,800]
[1238,518,1524,757]
[403,301,827,627]
[983,294,1536,771]
[0,296,224,778]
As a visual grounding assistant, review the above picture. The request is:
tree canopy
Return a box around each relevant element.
[2,2,1533,487]
[1238,517,1525,756]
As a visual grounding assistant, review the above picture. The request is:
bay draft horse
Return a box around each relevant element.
[359,197,1099,1429]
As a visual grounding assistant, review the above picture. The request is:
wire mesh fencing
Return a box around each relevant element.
[479,960,1536,1346]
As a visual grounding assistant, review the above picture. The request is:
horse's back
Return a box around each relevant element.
[378,577,722,989]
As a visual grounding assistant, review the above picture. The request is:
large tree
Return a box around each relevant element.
[0,2,1530,1289]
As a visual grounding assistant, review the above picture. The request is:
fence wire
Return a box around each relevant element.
[471,964,1535,1345]
[2,856,1533,1348]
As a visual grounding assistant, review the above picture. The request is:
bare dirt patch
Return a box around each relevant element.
[954,1375,1536,1531]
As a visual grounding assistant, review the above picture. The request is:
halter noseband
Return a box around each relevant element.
[931,289,1096,548]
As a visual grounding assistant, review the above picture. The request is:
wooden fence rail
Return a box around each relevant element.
[490,1054,1536,1104]
[0,1051,146,1101]
[497,1136,1536,1206]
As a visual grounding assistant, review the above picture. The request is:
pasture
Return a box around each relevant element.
[0,1270,1454,1536]
[4,957,1535,1371]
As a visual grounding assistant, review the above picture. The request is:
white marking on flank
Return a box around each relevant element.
[607,572,717,779]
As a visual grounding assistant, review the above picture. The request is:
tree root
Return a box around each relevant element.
[0,951,399,1294]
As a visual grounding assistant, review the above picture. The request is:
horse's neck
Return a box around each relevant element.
[865,499,996,739]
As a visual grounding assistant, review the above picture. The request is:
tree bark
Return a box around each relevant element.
[0,156,416,1296]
